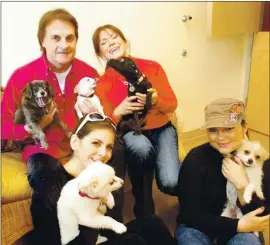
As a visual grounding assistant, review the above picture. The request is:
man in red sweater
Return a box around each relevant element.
[1,9,125,244]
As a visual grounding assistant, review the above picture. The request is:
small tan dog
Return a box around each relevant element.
[57,162,126,245]
[236,140,269,203]
[222,140,269,235]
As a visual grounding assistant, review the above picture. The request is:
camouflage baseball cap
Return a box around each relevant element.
[201,98,246,129]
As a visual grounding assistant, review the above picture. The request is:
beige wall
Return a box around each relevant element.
[2,2,252,132]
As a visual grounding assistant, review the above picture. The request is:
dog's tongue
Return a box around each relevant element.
[36,97,46,107]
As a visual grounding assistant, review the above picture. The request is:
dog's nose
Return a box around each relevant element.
[41,91,45,96]
[248,159,253,164]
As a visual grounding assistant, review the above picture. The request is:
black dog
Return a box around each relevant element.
[14,80,71,149]
[106,57,153,138]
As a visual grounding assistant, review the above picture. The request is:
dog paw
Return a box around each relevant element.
[40,140,48,150]
[66,131,73,138]
[77,111,83,119]
[244,192,252,203]
[257,191,265,200]
[61,230,80,245]
[254,231,259,237]
[96,235,108,245]
[113,223,127,234]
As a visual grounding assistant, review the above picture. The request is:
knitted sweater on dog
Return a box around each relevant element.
[96,56,178,130]
[176,142,270,241]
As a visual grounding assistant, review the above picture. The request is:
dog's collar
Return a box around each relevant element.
[78,191,100,200]
[137,74,145,84]
[78,94,94,98]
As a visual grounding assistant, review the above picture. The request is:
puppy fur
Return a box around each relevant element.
[237,140,269,203]
[222,140,269,235]
[57,162,126,245]
[74,77,104,118]
[14,80,71,149]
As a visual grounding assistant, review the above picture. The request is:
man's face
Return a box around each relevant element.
[42,20,77,71]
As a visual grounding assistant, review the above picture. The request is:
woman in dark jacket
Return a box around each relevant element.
[175,98,269,245]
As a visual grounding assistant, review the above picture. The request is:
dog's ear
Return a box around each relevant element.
[260,147,269,161]
[22,83,32,98]
[89,179,100,193]
[78,173,100,192]
[46,82,55,97]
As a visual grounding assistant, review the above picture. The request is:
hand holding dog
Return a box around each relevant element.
[147,88,158,106]
[237,207,269,233]
[78,99,99,115]
[39,102,58,129]
[222,156,249,191]
[113,96,145,118]
[136,89,158,106]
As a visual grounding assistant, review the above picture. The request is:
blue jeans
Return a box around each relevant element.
[175,224,264,245]
[123,122,181,218]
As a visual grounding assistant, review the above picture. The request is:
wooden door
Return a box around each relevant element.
[246,32,269,136]
[207,2,262,36]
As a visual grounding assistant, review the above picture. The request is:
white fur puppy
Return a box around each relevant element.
[57,161,126,245]
[74,77,104,118]
[222,140,269,234]
[236,140,269,203]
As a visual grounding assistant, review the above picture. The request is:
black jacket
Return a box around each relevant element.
[176,142,270,242]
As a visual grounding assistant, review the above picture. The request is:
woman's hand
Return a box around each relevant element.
[39,102,58,129]
[222,156,249,190]
[237,207,269,232]
[147,88,158,106]
[113,96,145,118]
[136,93,146,105]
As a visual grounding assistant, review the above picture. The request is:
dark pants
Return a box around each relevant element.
[27,138,126,245]
[106,137,126,222]
[104,215,177,245]
[123,122,181,218]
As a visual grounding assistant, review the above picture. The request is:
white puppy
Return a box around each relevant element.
[74,77,104,118]
[57,162,126,245]
[221,140,269,235]
[236,140,268,203]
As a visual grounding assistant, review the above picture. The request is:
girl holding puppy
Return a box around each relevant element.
[93,24,181,219]
[31,112,176,245]
[175,98,270,245]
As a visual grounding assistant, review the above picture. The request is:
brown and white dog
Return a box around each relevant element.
[14,80,71,149]
[222,140,269,235]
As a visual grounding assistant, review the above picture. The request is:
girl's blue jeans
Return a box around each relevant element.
[123,121,181,218]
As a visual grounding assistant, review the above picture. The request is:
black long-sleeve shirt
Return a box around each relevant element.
[176,142,270,241]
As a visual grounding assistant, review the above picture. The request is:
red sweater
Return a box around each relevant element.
[1,54,99,162]
[96,57,178,130]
